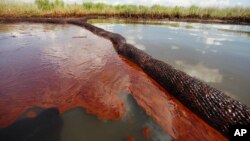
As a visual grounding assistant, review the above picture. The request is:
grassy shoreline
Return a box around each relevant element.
[0,1,250,24]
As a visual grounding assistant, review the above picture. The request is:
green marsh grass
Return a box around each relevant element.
[0,1,250,20]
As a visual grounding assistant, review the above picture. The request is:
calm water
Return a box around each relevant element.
[93,20,250,106]
[0,23,171,141]
[0,23,229,141]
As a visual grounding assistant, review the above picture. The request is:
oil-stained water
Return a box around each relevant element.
[0,23,171,141]
[0,94,170,141]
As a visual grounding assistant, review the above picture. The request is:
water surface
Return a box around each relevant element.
[0,23,226,141]
[93,20,250,106]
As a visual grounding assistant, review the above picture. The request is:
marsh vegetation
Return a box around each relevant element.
[0,0,249,21]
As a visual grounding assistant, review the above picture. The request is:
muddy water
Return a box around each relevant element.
[0,23,226,141]
[93,20,250,107]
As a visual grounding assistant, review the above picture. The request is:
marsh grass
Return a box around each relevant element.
[0,1,250,20]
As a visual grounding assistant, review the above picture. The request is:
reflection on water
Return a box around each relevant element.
[0,23,226,141]
[89,19,250,37]
[0,23,128,128]
[205,37,230,46]
[94,21,250,106]
[175,60,222,83]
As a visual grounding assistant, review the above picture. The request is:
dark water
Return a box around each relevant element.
[0,23,171,141]
[0,94,170,141]
[93,20,250,106]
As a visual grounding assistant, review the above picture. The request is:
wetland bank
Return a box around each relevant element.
[1,1,250,141]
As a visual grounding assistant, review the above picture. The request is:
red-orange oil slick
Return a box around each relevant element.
[0,23,226,141]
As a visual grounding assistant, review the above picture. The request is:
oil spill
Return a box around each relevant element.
[0,23,226,141]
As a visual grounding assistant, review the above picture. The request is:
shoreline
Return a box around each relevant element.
[0,15,250,25]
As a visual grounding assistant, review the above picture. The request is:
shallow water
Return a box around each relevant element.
[93,20,250,106]
[0,23,226,141]
[0,95,170,141]
[60,94,171,141]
